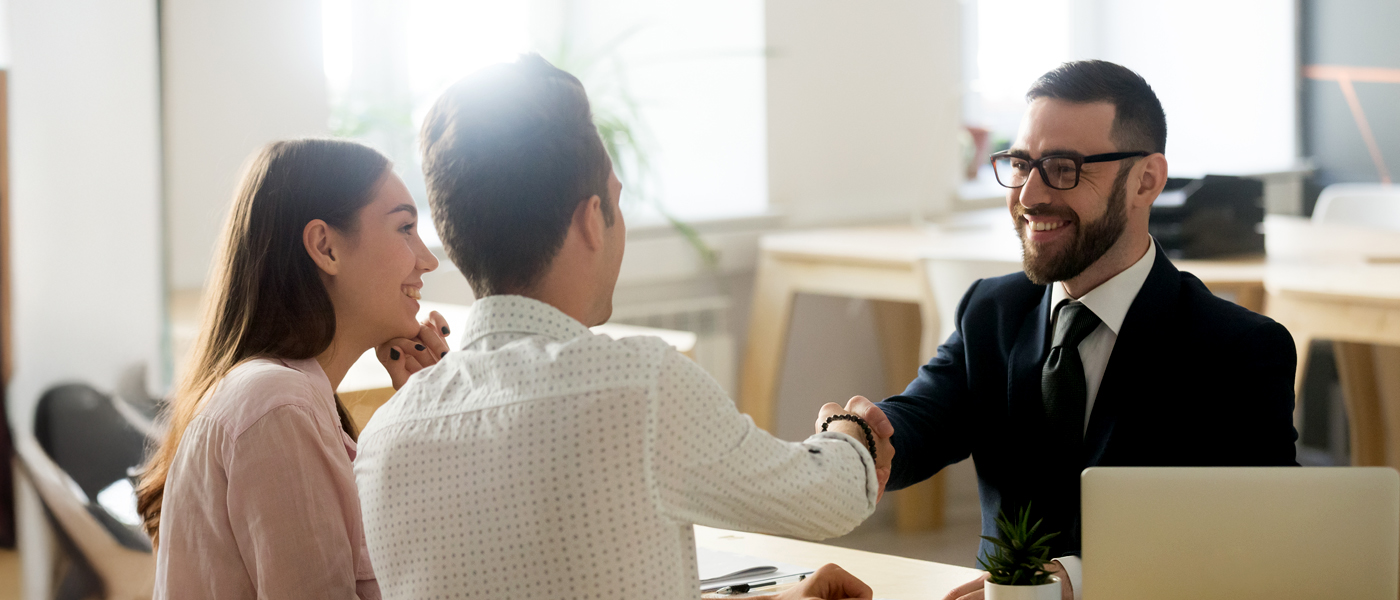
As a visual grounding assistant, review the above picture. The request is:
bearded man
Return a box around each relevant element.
[849,60,1299,600]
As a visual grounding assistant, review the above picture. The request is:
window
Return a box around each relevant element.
[960,0,1074,198]
[961,0,1298,183]
[321,0,768,239]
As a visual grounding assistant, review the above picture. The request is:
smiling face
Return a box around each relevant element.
[322,172,440,349]
[1008,98,1137,285]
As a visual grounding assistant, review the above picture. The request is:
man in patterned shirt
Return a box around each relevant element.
[354,53,895,600]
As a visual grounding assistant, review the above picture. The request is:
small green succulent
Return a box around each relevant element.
[976,503,1061,586]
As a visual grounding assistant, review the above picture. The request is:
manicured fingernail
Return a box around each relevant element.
[441,326,449,335]
[439,351,446,358]
[415,344,425,351]
[390,348,401,360]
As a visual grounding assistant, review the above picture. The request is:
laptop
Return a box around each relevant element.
[1082,467,1399,599]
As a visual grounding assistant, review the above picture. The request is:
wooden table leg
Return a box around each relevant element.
[1334,341,1387,466]
[739,255,799,432]
[872,300,946,531]
[1336,343,1400,469]
[1376,345,1400,469]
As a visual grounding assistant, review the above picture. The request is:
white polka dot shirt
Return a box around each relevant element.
[355,295,877,599]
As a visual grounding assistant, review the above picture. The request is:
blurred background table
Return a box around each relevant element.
[1262,217,1400,469]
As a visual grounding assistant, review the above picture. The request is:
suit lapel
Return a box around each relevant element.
[1007,285,1054,430]
[1083,242,1182,465]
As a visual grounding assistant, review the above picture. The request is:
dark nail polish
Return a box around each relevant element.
[390,348,401,360]
[415,344,426,351]
[440,351,447,358]
[442,326,450,335]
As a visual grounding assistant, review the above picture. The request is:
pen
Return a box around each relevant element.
[716,573,808,595]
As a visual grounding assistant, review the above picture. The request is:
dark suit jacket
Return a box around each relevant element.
[879,242,1299,560]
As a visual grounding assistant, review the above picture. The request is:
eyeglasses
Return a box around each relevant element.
[990,151,1150,190]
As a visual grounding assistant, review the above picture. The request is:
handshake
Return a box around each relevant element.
[815,396,896,502]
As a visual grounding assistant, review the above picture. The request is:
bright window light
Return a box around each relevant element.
[965,0,1072,141]
[320,0,767,229]
[404,0,531,113]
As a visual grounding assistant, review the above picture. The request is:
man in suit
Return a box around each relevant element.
[849,60,1299,600]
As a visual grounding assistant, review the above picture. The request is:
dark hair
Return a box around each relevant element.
[136,138,391,547]
[1026,60,1167,155]
[420,53,612,297]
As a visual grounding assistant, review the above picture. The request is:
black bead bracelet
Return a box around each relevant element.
[821,414,877,463]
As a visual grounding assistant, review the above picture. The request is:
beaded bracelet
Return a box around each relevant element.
[821,414,877,463]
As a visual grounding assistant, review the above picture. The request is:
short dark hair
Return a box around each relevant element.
[1026,60,1167,155]
[421,53,612,297]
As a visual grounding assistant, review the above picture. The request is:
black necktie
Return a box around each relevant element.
[1041,301,1102,451]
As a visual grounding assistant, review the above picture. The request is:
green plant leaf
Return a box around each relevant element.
[979,502,1062,586]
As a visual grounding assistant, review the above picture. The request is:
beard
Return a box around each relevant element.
[1013,166,1131,285]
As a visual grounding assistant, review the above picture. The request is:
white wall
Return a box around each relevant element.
[7,1,164,597]
[163,0,331,291]
[766,0,963,226]
[1077,0,1298,177]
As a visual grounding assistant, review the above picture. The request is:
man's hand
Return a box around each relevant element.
[941,562,1071,600]
[844,396,894,502]
[758,563,872,600]
[817,397,896,502]
[376,311,452,390]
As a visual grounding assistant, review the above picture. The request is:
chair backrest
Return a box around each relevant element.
[1312,183,1400,231]
[917,257,1023,358]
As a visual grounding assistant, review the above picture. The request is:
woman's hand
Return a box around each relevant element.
[376,311,452,390]
[759,564,872,600]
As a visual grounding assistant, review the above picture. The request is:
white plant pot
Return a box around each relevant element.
[984,578,1060,600]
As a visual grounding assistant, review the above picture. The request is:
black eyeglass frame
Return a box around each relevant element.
[989,150,1151,190]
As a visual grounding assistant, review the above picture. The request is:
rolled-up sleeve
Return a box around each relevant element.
[649,350,877,540]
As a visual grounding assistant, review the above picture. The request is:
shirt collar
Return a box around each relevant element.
[278,356,336,400]
[1049,240,1156,335]
[459,294,592,348]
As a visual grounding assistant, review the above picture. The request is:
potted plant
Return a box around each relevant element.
[977,504,1062,600]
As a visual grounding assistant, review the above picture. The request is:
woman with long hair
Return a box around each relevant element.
[137,139,447,599]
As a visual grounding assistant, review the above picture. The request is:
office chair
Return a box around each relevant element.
[1312,183,1400,231]
[14,383,155,600]
[916,256,1023,358]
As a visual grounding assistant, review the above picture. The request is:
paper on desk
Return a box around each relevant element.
[696,546,812,592]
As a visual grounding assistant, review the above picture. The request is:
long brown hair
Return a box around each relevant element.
[137,139,391,547]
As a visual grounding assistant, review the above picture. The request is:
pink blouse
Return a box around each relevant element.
[154,357,379,600]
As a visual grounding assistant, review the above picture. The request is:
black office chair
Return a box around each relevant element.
[14,382,155,599]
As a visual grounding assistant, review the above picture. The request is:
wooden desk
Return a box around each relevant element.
[1266,264,1400,467]
[695,526,981,599]
[738,215,1267,530]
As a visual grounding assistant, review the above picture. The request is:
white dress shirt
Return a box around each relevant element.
[355,295,878,600]
[1047,241,1155,600]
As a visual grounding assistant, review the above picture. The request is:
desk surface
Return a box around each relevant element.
[695,526,981,600]
[757,214,1400,300]
[757,214,1269,281]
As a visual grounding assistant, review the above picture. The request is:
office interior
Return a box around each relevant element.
[0,0,1397,598]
